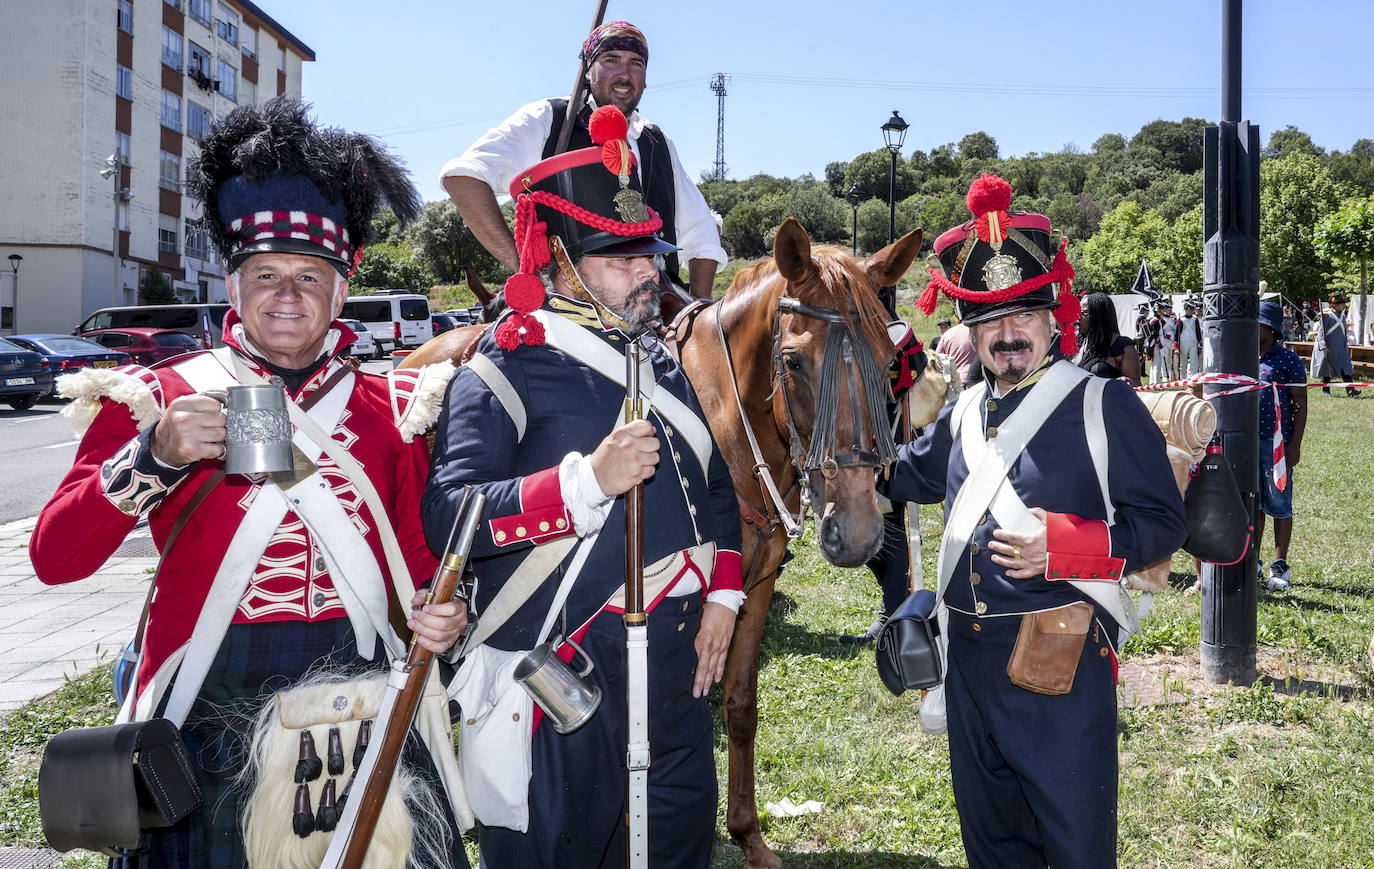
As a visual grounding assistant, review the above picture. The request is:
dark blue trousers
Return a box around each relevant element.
[944,610,1118,869]
[478,596,716,869]
[866,504,913,618]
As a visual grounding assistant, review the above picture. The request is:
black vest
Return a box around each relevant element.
[543,98,681,279]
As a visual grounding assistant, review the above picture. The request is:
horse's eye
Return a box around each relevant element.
[783,354,804,373]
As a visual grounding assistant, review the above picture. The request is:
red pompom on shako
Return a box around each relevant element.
[918,172,1082,355]
[588,105,628,145]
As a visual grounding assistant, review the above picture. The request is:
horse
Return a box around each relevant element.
[401,217,928,868]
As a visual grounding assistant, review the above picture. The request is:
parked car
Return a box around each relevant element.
[432,313,462,335]
[0,337,55,410]
[339,318,380,359]
[7,335,131,379]
[78,328,201,366]
[73,303,230,349]
[442,308,477,326]
[339,293,433,354]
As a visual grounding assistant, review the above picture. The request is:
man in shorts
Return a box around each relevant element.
[1256,301,1308,591]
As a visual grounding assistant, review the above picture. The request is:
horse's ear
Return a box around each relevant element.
[863,227,924,288]
[773,217,813,282]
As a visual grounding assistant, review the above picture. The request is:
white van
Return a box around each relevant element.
[340,292,433,354]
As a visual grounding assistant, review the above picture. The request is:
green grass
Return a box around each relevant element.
[3,397,1371,867]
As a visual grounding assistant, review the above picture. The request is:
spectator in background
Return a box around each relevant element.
[1075,292,1141,385]
[1312,291,1360,397]
[1256,301,1308,590]
[931,317,953,352]
[937,318,977,387]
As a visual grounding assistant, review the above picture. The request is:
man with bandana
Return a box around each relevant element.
[441,20,726,300]
[884,174,1186,869]
[426,108,742,868]
[31,99,470,868]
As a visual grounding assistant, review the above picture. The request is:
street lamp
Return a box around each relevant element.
[99,155,123,305]
[847,185,863,255]
[6,254,21,335]
[880,110,909,245]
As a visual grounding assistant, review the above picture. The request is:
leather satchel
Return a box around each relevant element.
[875,589,944,696]
[39,718,202,855]
[1182,447,1251,565]
[1005,602,1094,696]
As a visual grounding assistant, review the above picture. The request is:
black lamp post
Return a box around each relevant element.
[7,254,21,334]
[847,184,863,254]
[881,110,909,244]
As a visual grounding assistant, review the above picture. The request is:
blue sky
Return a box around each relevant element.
[269,0,1374,203]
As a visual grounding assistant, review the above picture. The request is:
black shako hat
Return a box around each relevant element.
[919,173,1080,355]
[187,97,421,277]
[494,105,676,352]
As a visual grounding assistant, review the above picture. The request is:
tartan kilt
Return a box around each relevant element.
[110,618,469,869]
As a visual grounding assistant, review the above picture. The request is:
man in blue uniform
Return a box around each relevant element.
[893,173,1187,869]
[423,107,742,868]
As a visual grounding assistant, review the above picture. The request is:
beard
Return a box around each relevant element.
[618,279,662,331]
[988,339,1034,382]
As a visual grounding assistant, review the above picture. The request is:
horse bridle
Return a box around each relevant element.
[715,292,897,542]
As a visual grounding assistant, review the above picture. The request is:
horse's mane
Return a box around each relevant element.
[723,245,892,353]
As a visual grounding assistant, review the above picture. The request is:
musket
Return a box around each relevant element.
[552,0,611,156]
[319,487,486,869]
[623,337,650,869]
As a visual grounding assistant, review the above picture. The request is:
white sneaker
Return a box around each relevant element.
[1266,560,1292,591]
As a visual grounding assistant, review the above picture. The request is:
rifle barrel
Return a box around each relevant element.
[553,0,610,155]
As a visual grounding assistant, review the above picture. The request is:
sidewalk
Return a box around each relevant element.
[0,515,157,713]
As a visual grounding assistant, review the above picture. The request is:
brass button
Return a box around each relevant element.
[696,533,703,544]
[466,717,476,726]
[314,556,326,572]
[972,622,982,632]
[986,426,999,438]
[556,518,566,529]
[1099,647,1109,658]
[985,399,998,412]
[512,712,520,722]
[664,426,674,437]
[1090,573,1099,579]
[674,452,681,462]
[1050,569,1061,578]
[495,530,507,542]
[975,601,987,615]
[681,477,689,488]
[689,505,697,516]
[981,513,989,525]
[969,542,979,555]
[676,623,685,632]
[118,499,137,513]
[515,526,527,538]
[1058,621,1067,630]
[970,572,982,585]
[682,600,690,612]
[1108,569,1119,579]
[539,520,550,532]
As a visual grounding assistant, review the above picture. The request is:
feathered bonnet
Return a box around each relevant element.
[495,105,675,352]
[187,96,421,278]
[919,173,1081,354]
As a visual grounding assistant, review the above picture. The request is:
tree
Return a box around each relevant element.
[1328,139,1374,197]
[1263,125,1326,161]
[1092,133,1127,154]
[958,131,999,161]
[404,200,503,284]
[350,241,434,292]
[1074,200,1170,294]
[1314,195,1374,336]
[1260,152,1345,299]
[844,149,918,203]
[140,268,177,304]
[1129,118,1208,174]
[823,160,849,198]
[1154,203,1205,294]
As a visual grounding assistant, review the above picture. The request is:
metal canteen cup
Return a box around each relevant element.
[214,385,295,475]
[513,637,602,734]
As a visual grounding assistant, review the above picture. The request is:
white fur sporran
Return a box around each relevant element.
[240,671,452,869]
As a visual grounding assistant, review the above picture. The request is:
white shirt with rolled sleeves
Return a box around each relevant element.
[439,97,728,271]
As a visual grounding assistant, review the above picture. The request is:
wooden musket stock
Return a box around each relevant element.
[333,488,484,869]
[553,0,610,156]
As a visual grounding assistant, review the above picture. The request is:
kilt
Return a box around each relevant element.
[110,619,469,869]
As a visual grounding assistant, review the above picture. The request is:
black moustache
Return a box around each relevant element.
[991,341,1033,353]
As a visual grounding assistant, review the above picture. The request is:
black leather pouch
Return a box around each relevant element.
[39,718,202,855]
[875,589,944,695]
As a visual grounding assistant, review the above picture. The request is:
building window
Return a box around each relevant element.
[117,0,133,33]
[187,41,211,78]
[187,101,211,140]
[240,26,257,60]
[161,90,182,131]
[216,59,237,101]
[115,64,133,99]
[187,0,211,26]
[161,26,183,70]
[164,0,182,9]
[114,131,131,165]
[215,3,239,44]
[159,151,181,191]
[185,219,210,259]
[277,46,286,72]
[118,200,130,232]
[158,228,179,255]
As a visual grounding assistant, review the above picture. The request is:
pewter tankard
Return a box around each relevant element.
[218,384,294,475]
[513,637,602,734]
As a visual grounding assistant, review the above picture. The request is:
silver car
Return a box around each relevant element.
[340,318,380,360]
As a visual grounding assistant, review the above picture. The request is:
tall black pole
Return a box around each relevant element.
[887,149,898,245]
[1200,0,1260,686]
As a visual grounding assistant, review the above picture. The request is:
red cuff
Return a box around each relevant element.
[1044,511,1125,582]
[707,549,744,594]
[488,466,575,548]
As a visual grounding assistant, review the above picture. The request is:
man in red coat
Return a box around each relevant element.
[31,98,469,868]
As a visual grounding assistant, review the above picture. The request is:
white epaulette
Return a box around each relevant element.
[57,364,165,433]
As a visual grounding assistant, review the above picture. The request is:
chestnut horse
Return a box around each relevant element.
[401,218,926,868]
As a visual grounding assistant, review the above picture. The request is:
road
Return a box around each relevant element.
[0,358,397,524]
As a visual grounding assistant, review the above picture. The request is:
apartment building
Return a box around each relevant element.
[0,0,313,335]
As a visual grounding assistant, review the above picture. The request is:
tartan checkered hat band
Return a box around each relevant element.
[225,211,352,263]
